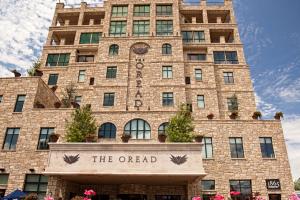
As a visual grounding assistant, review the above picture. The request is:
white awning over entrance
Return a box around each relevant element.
[44,143,206,184]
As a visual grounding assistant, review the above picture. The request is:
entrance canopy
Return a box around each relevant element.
[44,143,206,184]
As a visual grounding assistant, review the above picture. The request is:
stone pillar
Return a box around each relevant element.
[89,19,94,25]
[60,38,66,45]
[192,17,197,24]
[202,10,208,24]
[47,176,64,200]
[64,19,70,26]
[200,0,206,6]
[78,2,87,25]
[220,36,226,44]
[216,17,222,24]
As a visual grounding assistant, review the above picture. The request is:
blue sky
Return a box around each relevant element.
[0,0,299,179]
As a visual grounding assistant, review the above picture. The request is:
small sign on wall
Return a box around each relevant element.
[266,179,281,190]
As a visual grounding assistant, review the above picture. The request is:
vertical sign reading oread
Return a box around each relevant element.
[135,58,144,110]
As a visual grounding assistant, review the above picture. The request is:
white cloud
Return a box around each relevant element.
[254,92,277,117]
[282,116,300,180]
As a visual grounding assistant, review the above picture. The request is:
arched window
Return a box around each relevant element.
[158,122,169,135]
[109,44,119,56]
[124,119,151,139]
[162,43,172,55]
[99,123,116,138]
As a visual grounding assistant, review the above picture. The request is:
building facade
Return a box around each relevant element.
[0,0,294,200]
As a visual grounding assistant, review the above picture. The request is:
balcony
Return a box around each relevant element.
[180,10,203,24]
[55,12,80,26]
[76,49,97,63]
[44,143,205,183]
[207,10,231,23]
[50,31,76,45]
[82,12,105,25]
[210,29,234,43]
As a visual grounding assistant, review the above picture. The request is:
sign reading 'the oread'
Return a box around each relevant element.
[45,143,205,176]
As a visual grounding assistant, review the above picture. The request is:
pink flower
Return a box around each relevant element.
[230,191,241,196]
[84,190,92,196]
[192,196,201,200]
[289,193,300,200]
[44,196,54,200]
[213,194,224,200]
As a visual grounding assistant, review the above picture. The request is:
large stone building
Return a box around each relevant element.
[0,0,294,200]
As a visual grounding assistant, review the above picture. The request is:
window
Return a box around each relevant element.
[182,31,205,43]
[156,5,172,16]
[202,194,215,200]
[202,180,215,190]
[202,137,213,159]
[79,32,101,44]
[14,95,26,112]
[3,128,20,150]
[187,54,206,61]
[109,21,127,36]
[156,20,173,36]
[37,128,55,150]
[99,123,116,138]
[109,44,119,56]
[162,66,173,79]
[162,44,172,55]
[195,69,202,81]
[260,137,275,158]
[24,174,48,199]
[103,93,115,106]
[213,51,238,64]
[124,119,151,139]
[106,67,117,79]
[111,5,128,17]
[78,70,86,82]
[158,122,168,135]
[46,53,70,67]
[197,95,205,108]
[224,72,234,84]
[230,137,244,158]
[229,180,252,200]
[47,74,58,85]
[0,189,6,198]
[77,55,94,62]
[133,20,150,36]
[0,174,9,185]
[162,92,174,106]
[227,96,238,111]
[0,95,3,103]
[185,77,191,84]
[75,96,82,105]
[134,5,150,17]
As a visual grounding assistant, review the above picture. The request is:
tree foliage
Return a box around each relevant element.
[62,83,76,108]
[27,59,41,76]
[65,105,97,142]
[295,179,300,190]
[166,104,195,142]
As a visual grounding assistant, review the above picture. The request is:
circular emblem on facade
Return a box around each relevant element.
[131,42,150,55]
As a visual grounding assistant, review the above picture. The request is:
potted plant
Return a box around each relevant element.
[194,135,204,143]
[85,133,96,142]
[274,112,283,120]
[121,133,131,143]
[49,133,60,143]
[25,193,38,200]
[207,113,214,120]
[252,111,262,120]
[229,111,239,119]
[158,133,167,143]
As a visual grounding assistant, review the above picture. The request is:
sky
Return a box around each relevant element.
[0,0,299,179]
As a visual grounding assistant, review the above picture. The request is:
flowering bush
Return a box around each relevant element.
[289,193,300,200]
[230,191,241,196]
[192,196,201,200]
[84,189,96,200]
[44,196,54,200]
[213,193,225,200]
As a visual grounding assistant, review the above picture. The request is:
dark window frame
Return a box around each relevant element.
[0,173,9,185]
[187,54,206,61]
[3,128,20,150]
[24,174,48,198]
[182,31,205,43]
[158,122,169,135]
[133,20,150,36]
[109,44,119,56]
[229,137,244,158]
[229,180,252,200]
[224,72,234,84]
[99,122,117,138]
[134,5,150,17]
[195,69,202,81]
[124,119,151,140]
[162,92,174,106]
[156,20,173,36]
[47,74,59,85]
[201,180,215,191]
[78,70,86,83]
[260,137,275,158]
[106,66,117,79]
[156,5,173,16]
[197,95,205,108]
[109,21,127,37]
[14,95,26,112]
[202,137,213,159]
[162,43,172,55]
[213,51,239,64]
[77,55,94,63]
[162,66,173,79]
[103,93,115,107]
[46,53,70,67]
[79,32,101,44]
[37,128,55,150]
[111,5,128,17]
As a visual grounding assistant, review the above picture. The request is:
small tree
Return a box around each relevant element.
[295,178,300,190]
[166,104,195,142]
[62,83,76,108]
[65,105,97,142]
[27,59,41,76]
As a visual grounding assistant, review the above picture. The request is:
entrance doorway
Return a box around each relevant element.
[117,194,147,200]
[92,195,110,200]
[268,194,281,200]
